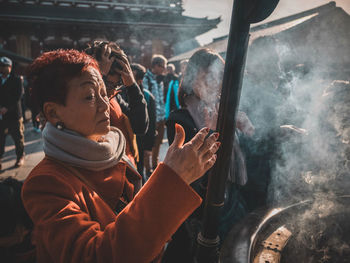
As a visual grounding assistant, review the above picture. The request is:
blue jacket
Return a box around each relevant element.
[143,70,165,122]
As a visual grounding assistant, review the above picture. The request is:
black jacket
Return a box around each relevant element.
[136,89,156,151]
[166,109,198,146]
[115,83,149,135]
[163,109,248,263]
[0,74,23,121]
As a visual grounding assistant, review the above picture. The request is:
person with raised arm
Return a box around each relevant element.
[22,49,220,263]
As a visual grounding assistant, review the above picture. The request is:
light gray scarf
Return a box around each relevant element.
[42,122,126,171]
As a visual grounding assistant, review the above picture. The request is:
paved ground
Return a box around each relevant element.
[0,119,169,181]
[0,121,44,181]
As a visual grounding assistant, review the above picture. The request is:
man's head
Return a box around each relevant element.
[166,64,176,75]
[131,63,146,86]
[0,57,12,78]
[151,54,167,76]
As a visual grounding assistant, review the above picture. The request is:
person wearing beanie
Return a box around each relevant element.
[0,57,25,171]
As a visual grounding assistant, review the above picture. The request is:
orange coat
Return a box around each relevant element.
[22,157,201,263]
[109,99,138,166]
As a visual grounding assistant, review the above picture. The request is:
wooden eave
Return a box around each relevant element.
[0,2,220,38]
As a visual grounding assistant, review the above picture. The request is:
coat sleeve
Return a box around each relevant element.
[116,83,149,135]
[22,163,201,263]
[166,119,176,146]
[144,94,157,151]
[4,76,23,112]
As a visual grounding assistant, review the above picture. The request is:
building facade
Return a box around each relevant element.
[0,0,220,70]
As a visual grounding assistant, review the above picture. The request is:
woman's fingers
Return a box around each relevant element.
[201,141,221,161]
[171,124,185,149]
[101,44,107,56]
[95,44,115,76]
[113,64,136,87]
[113,67,127,76]
[116,53,129,64]
[163,127,220,185]
[204,154,217,171]
[198,132,219,154]
[103,45,111,58]
[114,54,129,68]
[189,127,210,150]
[113,56,132,75]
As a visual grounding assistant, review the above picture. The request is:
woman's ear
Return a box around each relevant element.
[43,102,61,124]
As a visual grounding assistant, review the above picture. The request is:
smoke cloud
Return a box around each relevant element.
[236,10,350,260]
[239,7,350,207]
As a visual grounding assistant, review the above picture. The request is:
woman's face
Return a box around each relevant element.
[192,59,224,129]
[193,58,224,106]
[54,66,110,141]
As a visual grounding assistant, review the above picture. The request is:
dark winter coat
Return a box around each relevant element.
[115,83,149,135]
[0,74,23,121]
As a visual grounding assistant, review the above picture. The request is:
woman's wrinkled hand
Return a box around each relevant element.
[95,44,115,76]
[163,124,220,185]
[112,53,136,87]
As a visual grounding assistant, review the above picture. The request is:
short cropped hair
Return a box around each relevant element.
[151,54,167,68]
[167,64,175,72]
[27,49,99,113]
[131,63,146,81]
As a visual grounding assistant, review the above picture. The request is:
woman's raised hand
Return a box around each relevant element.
[112,53,136,87]
[96,44,115,76]
[163,124,220,185]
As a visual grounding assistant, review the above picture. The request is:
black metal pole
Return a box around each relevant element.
[195,0,280,261]
[195,0,251,262]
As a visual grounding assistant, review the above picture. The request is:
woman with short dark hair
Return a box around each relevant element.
[22,49,220,263]
[164,49,254,262]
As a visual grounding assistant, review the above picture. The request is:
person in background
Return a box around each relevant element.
[85,41,148,166]
[0,177,35,263]
[22,49,220,263]
[178,59,189,82]
[131,63,157,181]
[20,76,27,122]
[164,64,180,120]
[23,75,41,133]
[164,49,254,262]
[163,64,177,98]
[0,57,25,171]
[143,54,167,171]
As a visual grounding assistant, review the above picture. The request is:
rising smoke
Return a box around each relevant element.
[239,7,350,207]
[236,12,350,259]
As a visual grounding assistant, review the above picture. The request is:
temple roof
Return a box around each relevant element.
[169,1,349,62]
[0,1,220,40]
